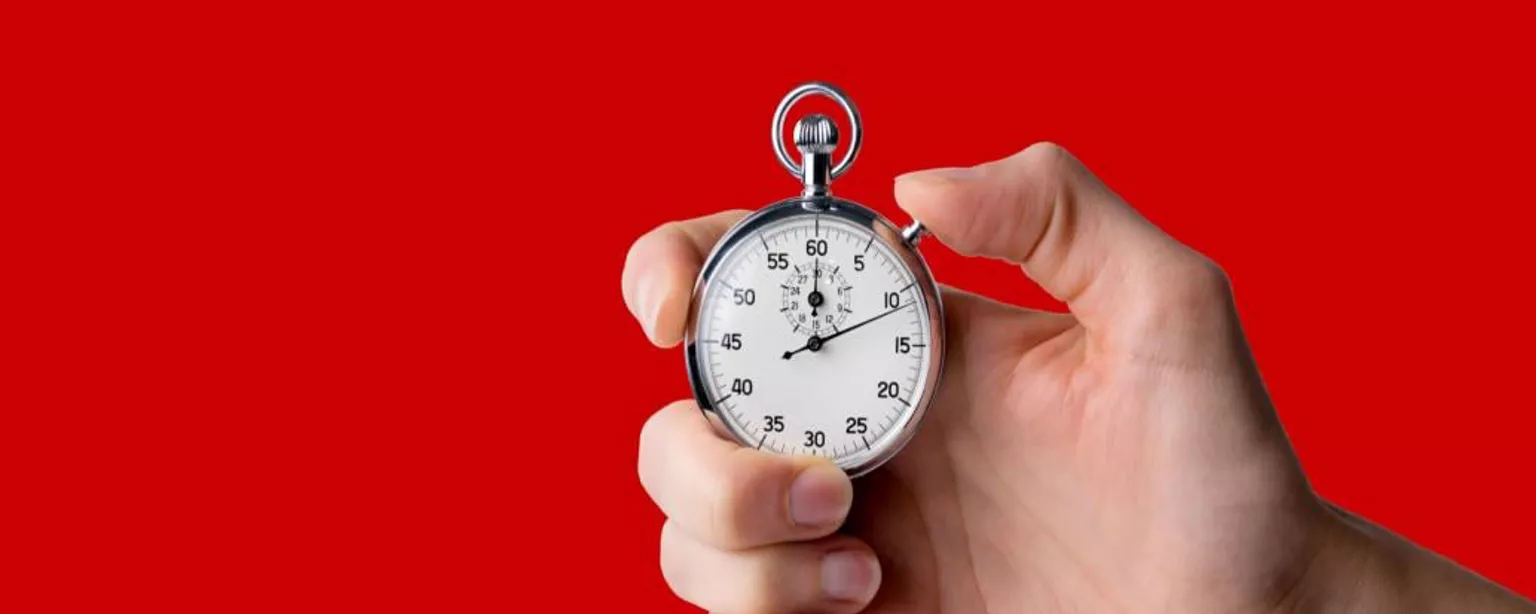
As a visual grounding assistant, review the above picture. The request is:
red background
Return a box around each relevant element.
[6,1,1535,610]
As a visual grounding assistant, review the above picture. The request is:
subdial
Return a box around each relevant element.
[780,260,853,335]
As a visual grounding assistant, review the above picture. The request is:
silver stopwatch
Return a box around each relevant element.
[684,83,945,477]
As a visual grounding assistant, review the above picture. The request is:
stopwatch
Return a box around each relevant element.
[684,83,945,477]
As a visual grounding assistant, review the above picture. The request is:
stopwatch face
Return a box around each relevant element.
[686,203,943,476]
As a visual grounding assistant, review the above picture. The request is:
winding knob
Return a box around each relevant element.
[793,114,839,155]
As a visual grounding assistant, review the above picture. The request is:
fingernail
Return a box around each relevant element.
[895,166,980,184]
[788,464,851,528]
[821,550,880,603]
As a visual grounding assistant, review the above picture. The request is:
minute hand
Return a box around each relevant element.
[782,300,912,360]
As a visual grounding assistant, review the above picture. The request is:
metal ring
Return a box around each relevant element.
[772,82,862,180]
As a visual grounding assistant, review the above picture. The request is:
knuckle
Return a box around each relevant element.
[707,452,786,547]
[622,232,646,267]
[659,522,785,614]
[1011,141,1075,181]
[675,217,726,255]
[1007,144,1078,265]
[639,400,689,444]
[620,238,647,304]
[657,523,695,599]
[622,225,674,304]
[655,220,688,245]
[636,401,692,501]
[735,559,791,612]
[629,221,685,268]
[636,415,661,493]
[1167,252,1232,302]
[625,222,670,266]
[1142,250,1234,317]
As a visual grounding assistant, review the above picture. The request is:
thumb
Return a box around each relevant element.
[894,142,1230,336]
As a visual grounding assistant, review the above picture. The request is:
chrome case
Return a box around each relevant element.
[681,82,947,477]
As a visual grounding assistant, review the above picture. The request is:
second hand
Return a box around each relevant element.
[783,299,911,360]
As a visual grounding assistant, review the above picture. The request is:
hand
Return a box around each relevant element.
[812,258,820,317]
[621,143,1534,614]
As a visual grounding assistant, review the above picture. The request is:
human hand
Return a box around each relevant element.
[621,143,1533,614]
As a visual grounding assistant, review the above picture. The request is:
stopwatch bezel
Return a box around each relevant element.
[683,197,946,478]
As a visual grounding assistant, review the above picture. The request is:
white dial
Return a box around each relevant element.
[694,213,935,468]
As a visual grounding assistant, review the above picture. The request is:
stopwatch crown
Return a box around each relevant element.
[793,114,839,155]
[771,83,860,191]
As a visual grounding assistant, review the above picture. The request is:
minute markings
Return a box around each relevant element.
[699,216,931,465]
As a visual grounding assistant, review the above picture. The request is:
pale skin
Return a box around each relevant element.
[621,143,1536,614]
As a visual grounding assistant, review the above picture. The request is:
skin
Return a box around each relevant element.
[621,143,1536,614]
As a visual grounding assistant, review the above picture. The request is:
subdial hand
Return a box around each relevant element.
[809,258,822,317]
[782,300,910,360]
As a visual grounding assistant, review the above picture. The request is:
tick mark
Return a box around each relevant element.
[862,435,871,450]
[760,233,770,250]
[900,281,915,293]
[896,396,911,406]
[863,235,874,253]
[758,434,767,449]
[717,393,734,404]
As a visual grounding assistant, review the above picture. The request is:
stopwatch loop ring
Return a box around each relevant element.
[772,82,862,181]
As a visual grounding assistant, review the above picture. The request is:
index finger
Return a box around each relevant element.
[621,210,750,347]
[639,400,853,550]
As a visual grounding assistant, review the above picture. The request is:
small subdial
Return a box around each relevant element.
[780,260,853,335]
